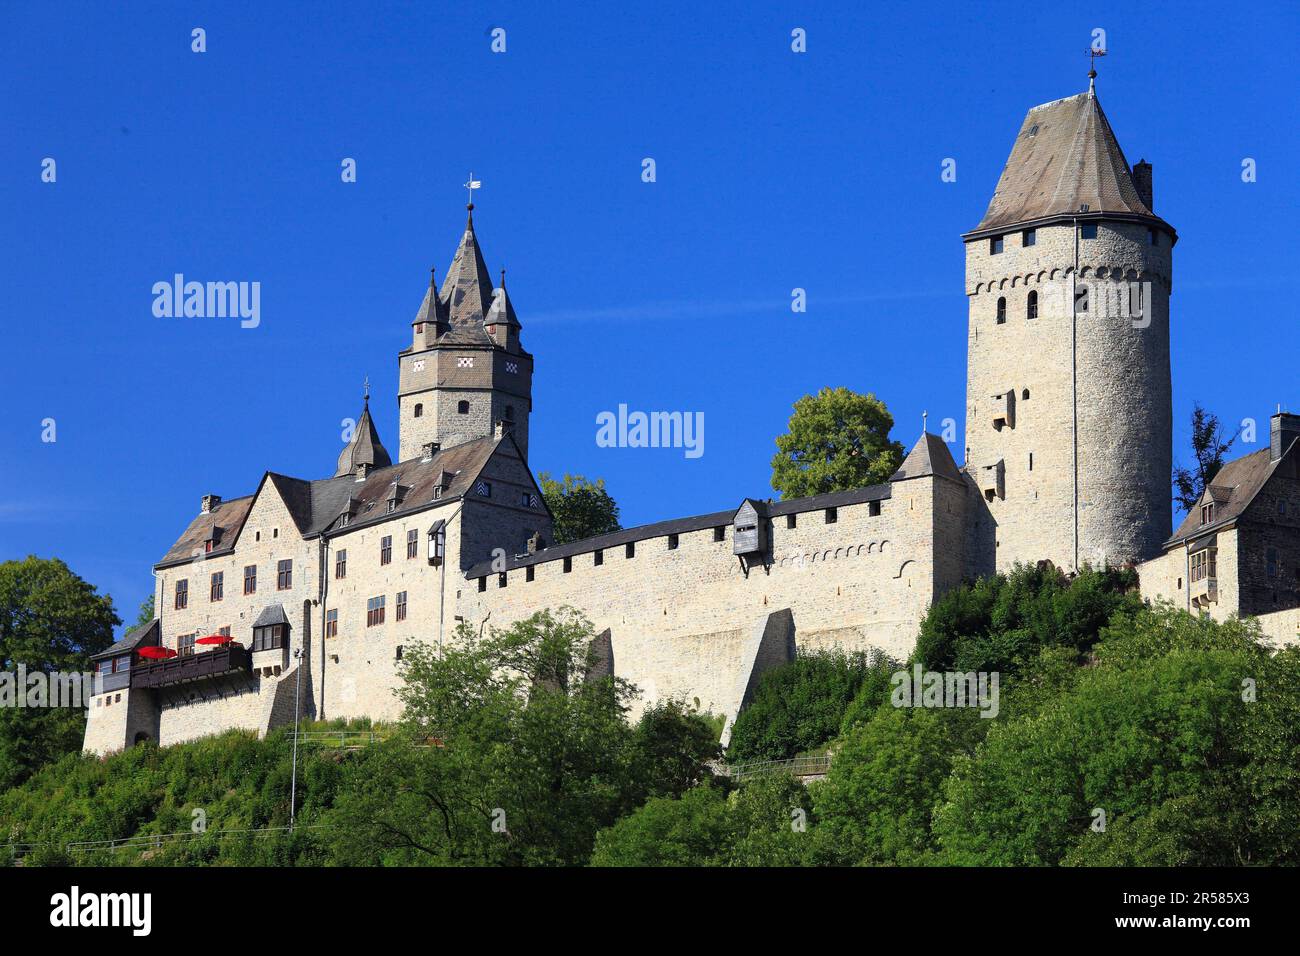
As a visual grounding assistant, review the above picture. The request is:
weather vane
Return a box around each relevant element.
[363,375,370,404]
[1086,47,1106,92]
[464,172,481,210]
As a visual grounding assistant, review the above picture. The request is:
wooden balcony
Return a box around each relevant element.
[131,644,252,690]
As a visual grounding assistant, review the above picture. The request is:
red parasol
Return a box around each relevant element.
[138,646,177,660]
[195,634,233,646]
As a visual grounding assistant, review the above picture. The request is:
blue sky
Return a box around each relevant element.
[2,1,1297,632]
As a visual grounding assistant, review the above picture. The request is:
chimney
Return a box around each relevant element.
[1271,410,1300,462]
[526,531,545,555]
[201,494,221,514]
[421,441,440,461]
[354,462,370,482]
[1132,160,1153,211]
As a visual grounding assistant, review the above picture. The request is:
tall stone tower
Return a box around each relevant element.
[397,204,533,462]
[963,78,1175,573]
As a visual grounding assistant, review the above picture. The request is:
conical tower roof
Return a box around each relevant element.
[439,210,496,327]
[335,391,392,478]
[968,89,1170,236]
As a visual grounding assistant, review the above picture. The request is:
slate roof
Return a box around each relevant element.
[156,436,504,568]
[465,483,895,578]
[892,433,964,483]
[91,618,159,662]
[334,400,393,478]
[156,495,255,567]
[1164,446,1286,548]
[967,90,1173,238]
[252,604,289,628]
[439,212,497,333]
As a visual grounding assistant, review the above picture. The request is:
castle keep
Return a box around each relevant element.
[84,81,1300,755]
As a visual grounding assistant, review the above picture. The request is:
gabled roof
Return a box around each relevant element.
[968,90,1172,237]
[334,400,392,478]
[156,436,505,568]
[892,433,964,483]
[1164,446,1286,548]
[92,618,159,662]
[156,495,254,567]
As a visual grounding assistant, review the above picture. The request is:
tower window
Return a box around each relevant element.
[786,514,796,529]
[526,565,535,582]
[1026,290,1038,320]
[996,297,1006,324]
[1029,453,1034,471]
[457,400,470,415]
[1080,223,1098,240]
[869,500,882,517]
[594,549,604,566]
[825,507,838,524]
[1148,228,1158,246]
[667,534,679,550]
[990,236,1004,255]
[413,403,423,418]
[478,576,487,592]
[563,556,572,573]
[625,542,635,559]
[713,526,726,542]
[1022,228,1036,247]
[1022,388,1030,400]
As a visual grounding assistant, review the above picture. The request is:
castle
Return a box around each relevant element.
[84,79,1300,755]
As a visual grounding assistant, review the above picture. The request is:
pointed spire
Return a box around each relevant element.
[335,382,392,478]
[439,214,496,327]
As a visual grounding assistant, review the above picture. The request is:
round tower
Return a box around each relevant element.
[963,84,1175,572]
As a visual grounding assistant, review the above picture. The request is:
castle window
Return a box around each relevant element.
[1029,453,1034,471]
[594,549,604,566]
[1080,223,1098,240]
[244,564,256,595]
[210,571,223,602]
[713,526,726,542]
[526,565,535,582]
[178,633,196,657]
[277,559,292,590]
[1190,548,1217,584]
[478,576,487,592]
[457,400,470,415]
[1148,228,1158,246]
[1027,290,1038,320]
[625,542,635,559]
[498,572,508,589]
[563,556,573,573]
[175,579,188,610]
[1201,503,1214,525]
[415,323,424,335]
[990,236,1004,255]
[396,646,403,660]
[667,534,679,550]
[325,609,338,638]
[414,403,423,418]
[1022,228,1036,247]
[995,297,1007,324]
[397,590,408,620]
[380,535,393,565]
[869,500,882,517]
[786,514,796,529]
[407,528,419,558]
[1278,500,1287,516]
[1267,548,1279,579]
[205,540,213,553]
[335,549,347,579]
[1022,388,1030,400]
[825,507,838,524]
[366,595,386,627]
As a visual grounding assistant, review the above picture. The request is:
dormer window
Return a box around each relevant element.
[1201,502,1215,525]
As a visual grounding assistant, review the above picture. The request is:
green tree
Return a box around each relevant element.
[770,387,905,499]
[1173,402,1238,513]
[537,472,621,545]
[725,650,895,762]
[134,594,155,628]
[0,557,119,789]
[324,608,718,865]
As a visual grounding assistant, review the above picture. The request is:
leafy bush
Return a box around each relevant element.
[726,649,896,762]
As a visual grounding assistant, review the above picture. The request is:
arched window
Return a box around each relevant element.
[413,403,423,418]
[996,297,1007,324]
[1027,290,1038,320]
[457,400,470,415]
[1021,388,1030,401]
